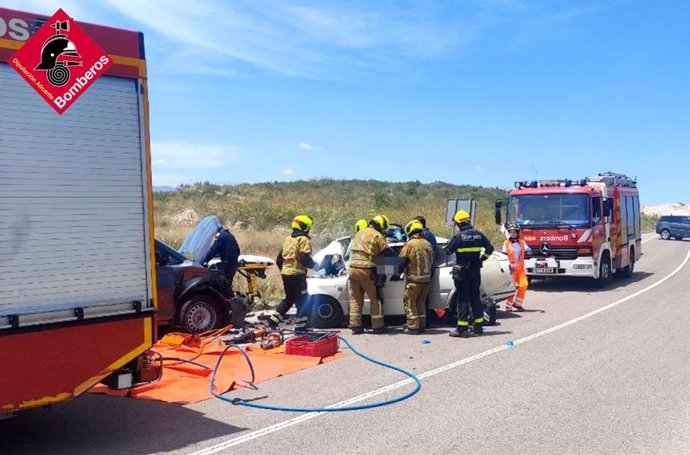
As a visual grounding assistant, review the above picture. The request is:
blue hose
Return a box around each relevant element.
[210,335,421,412]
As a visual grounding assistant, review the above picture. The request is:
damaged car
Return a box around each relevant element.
[306,234,515,329]
[156,215,273,333]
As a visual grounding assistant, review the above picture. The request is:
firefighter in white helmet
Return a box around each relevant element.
[503,222,530,311]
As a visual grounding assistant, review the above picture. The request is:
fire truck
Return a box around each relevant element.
[495,172,641,287]
[1,8,156,415]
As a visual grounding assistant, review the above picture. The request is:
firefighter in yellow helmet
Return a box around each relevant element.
[395,220,433,334]
[270,215,315,332]
[344,219,369,265]
[444,210,494,337]
[348,214,394,334]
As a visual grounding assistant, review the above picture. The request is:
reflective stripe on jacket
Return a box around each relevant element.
[350,227,388,269]
[503,239,530,270]
[399,234,433,282]
[444,226,494,264]
[281,235,312,275]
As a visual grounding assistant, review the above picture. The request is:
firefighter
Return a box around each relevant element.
[270,215,316,332]
[348,214,393,334]
[444,210,494,337]
[395,220,433,334]
[202,225,241,293]
[413,215,437,249]
[503,222,531,311]
[344,219,369,264]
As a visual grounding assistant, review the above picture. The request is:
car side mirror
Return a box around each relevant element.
[155,251,167,266]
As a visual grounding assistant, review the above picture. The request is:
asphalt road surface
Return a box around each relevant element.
[3,233,689,455]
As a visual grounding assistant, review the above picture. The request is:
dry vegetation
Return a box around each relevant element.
[154,179,658,306]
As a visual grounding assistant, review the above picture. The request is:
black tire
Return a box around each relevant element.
[622,248,635,278]
[483,297,497,326]
[660,229,671,240]
[594,252,612,288]
[309,294,345,329]
[178,293,223,333]
[675,236,683,241]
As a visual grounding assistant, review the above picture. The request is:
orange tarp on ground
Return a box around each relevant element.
[89,335,346,405]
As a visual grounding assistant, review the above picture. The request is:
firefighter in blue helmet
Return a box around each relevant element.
[444,210,494,337]
[202,227,241,292]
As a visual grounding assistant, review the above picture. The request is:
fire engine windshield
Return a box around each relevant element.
[507,194,590,228]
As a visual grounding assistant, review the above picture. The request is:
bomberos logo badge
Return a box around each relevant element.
[9,8,112,114]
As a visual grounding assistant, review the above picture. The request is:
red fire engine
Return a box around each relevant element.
[496,172,641,287]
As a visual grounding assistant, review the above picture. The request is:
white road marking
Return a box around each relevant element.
[192,233,682,455]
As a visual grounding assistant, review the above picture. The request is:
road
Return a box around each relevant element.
[2,234,689,455]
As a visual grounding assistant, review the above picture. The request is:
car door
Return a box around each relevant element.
[154,241,177,324]
[678,216,690,237]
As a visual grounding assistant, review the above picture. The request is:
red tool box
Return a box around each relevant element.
[286,332,339,357]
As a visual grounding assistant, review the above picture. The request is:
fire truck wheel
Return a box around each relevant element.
[178,293,223,333]
[595,253,612,288]
[660,229,671,240]
[622,249,635,278]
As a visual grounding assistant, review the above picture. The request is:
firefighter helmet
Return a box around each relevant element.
[292,215,313,233]
[404,220,424,237]
[35,35,81,70]
[355,219,368,232]
[373,214,389,231]
[453,210,470,224]
[507,222,521,232]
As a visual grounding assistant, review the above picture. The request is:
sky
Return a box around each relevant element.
[5,0,689,205]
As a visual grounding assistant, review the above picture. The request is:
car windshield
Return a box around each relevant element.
[178,215,222,262]
[508,194,590,228]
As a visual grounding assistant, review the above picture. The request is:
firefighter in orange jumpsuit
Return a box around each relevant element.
[502,222,531,311]
[348,215,393,334]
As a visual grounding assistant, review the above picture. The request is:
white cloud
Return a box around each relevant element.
[151,140,245,186]
[298,142,321,151]
[103,0,475,78]
[280,167,295,176]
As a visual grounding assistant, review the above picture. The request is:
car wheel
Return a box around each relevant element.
[660,229,671,240]
[482,297,497,326]
[594,252,612,289]
[675,236,683,241]
[178,293,223,333]
[309,294,344,329]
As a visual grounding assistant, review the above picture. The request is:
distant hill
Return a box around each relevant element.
[642,203,690,217]
[153,185,177,192]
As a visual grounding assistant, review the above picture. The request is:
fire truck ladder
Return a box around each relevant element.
[587,172,637,188]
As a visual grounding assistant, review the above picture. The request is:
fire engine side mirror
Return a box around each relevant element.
[495,200,503,225]
[603,200,611,217]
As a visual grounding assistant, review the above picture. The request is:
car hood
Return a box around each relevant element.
[178,215,222,262]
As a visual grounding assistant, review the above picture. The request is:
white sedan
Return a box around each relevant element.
[306,236,515,328]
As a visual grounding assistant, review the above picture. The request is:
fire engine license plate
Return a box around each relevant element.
[534,267,555,274]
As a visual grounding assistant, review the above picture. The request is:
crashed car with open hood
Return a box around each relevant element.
[155,215,273,333]
[306,231,515,329]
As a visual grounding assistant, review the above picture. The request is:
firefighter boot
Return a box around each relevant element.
[449,327,470,338]
[473,324,484,336]
[350,326,364,335]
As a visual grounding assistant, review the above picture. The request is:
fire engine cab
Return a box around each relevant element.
[496,172,641,287]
